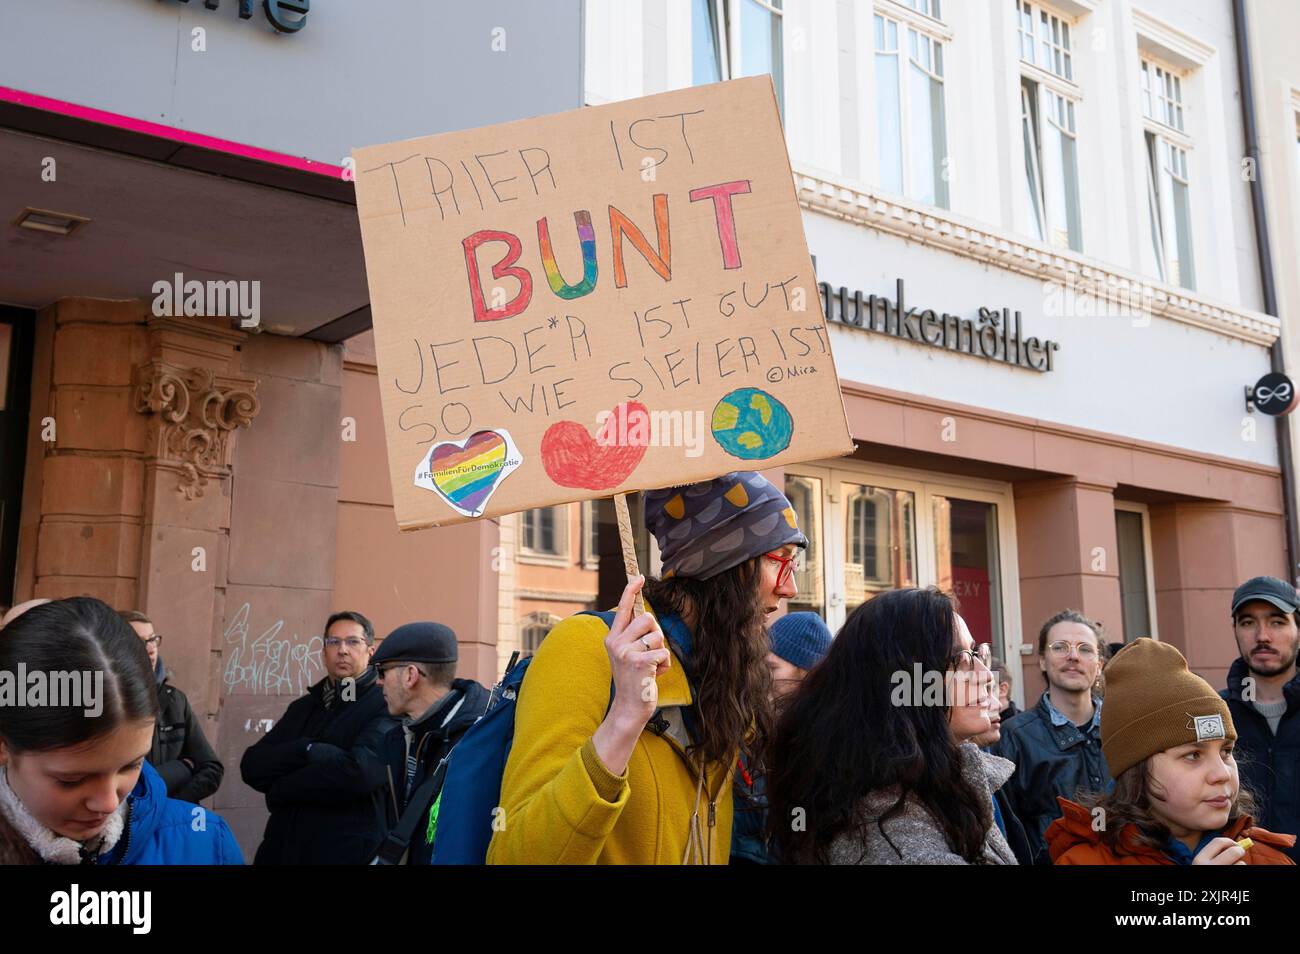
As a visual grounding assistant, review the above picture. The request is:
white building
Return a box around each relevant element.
[578,0,1289,702]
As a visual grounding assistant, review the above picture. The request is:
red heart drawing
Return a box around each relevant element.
[540,401,650,490]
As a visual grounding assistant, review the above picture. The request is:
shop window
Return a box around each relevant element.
[692,0,784,112]
[784,473,826,620]
[844,484,916,617]
[1141,56,1195,290]
[1115,506,1156,641]
[933,496,1004,661]
[874,7,949,208]
[520,506,568,558]
[0,309,34,607]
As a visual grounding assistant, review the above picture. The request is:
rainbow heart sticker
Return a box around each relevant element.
[415,429,522,517]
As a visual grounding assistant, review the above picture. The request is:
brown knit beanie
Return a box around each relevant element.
[1100,637,1236,778]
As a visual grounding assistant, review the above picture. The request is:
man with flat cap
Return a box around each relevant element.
[1222,576,1300,861]
[372,622,490,864]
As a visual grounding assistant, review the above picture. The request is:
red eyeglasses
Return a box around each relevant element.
[764,550,804,586]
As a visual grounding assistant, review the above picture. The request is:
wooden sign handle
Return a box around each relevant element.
[613,493,647,618]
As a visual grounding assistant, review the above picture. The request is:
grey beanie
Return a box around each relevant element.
[644,471,806,580]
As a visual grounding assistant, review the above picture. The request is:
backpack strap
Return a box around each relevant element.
[373,756,450,865]
[576,607,693,741]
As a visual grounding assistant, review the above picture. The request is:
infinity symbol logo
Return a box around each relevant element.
[1257,383,1292,404]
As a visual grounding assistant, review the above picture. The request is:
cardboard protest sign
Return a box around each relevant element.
[353,76,853,530]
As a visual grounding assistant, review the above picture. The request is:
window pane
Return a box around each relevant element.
[691,0,722,84]
[1144,132,1166,282]
[1115,510,1152,642]
[876,51,904,193]
[843,484,916,618]
[540,508,555,552]
[1021,82,1045,241]
[933,497,1003,657]
[1170,174,1195,290]
[908,61,947,206]
[1040,90,1081,251]
[785,475,826,620]
[740,0,783,105]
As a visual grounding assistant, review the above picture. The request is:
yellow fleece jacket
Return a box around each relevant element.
[486,611,734,865]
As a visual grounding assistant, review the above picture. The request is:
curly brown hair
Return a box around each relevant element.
[1081,756,1259,853]
[642,557,773,771]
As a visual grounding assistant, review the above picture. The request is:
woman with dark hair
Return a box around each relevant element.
[0,598,243,864]
[767,587,1017,865]
[487,472,805,864]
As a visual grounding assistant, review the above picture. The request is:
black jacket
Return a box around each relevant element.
[149,665,224,804]
[379,678,489,865]
[990,693,1109,865]
[993,779,1034,866]
[240,666,397,865]
[1221,658,1300,862]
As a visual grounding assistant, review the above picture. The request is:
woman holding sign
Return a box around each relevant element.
[486,471,805,864]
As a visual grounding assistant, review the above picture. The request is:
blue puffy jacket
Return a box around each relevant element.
[113,761,244,865]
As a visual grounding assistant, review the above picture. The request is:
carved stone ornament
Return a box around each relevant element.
[134,361,261,499]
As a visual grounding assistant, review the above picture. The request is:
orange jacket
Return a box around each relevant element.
[1047,797,1295,865]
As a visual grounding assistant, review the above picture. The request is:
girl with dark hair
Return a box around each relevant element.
[0,598,243,865]
[488,472,804,864]
[767,587,1018,864]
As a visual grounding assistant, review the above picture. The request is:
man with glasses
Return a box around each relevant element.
[120,609,224,804]
[370,622,490,864]
[991,609,1109,864]
[240,610,397,864]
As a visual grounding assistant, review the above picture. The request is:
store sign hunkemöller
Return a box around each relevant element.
[164,0,310,34]
[820,277,1061,373]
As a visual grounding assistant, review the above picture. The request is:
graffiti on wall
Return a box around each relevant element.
[222,602,323,695]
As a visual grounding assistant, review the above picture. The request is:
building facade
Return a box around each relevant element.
[0,0,583,858]
[566,0,1290,707]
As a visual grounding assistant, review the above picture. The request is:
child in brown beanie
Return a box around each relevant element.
[1044,638,1295,865]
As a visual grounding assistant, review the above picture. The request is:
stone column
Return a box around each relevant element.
[1013,478,1122,702]
[132,315,259,719]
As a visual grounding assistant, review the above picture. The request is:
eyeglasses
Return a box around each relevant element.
[764,550,804,587]
[1046,640,1098,659]
[376,662,413,678]
[324,637,369,651]
[144,635,163,647]
[949,648,990,673]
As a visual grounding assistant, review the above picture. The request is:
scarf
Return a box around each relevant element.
[0,765,128,865]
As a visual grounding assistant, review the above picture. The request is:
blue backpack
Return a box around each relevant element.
[429,609,618,865]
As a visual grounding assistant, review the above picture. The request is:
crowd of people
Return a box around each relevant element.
[0,470,1296,866]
